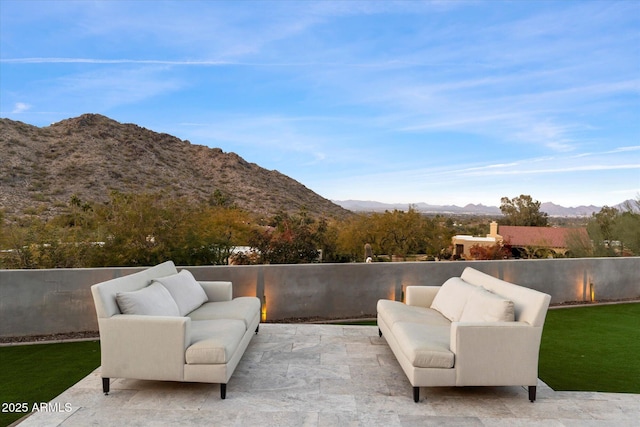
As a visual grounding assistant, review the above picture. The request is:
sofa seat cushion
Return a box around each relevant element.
[460,286,515,322]
[186,319,246,364]
[377,299,450,327]
[430,277,478,322]
[188,297,261,329]
[153,270,208,316]
[116,282,180,316]
[392,321,454,368]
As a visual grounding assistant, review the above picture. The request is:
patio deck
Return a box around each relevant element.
[16,324,640,426]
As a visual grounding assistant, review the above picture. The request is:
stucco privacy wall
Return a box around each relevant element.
[0,257,638,338]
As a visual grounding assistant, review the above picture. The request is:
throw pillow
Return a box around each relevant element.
[116,282,180,316]
[153,269,208,316]
[430,277,478,322]
[460,286,515,322]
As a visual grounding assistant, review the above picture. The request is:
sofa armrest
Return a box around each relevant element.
[199,281,233,302]
[451,322,543,386]
[98,315,190,381]
[405,286,440,308]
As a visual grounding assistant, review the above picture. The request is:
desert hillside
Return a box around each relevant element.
[0,114,350,220]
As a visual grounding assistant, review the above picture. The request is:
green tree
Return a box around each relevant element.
[590,206,619,241]
[0,215,95,269]
[587,197,640,256]
[177,206,253,265]
[334,213,379,262]
[90,192,175,266]
[249,210,323,264]
[613,211,640,256]
[332,207,454,262]
[91,191,255,267]
[564,229,594,258]
[377,208,424,260]
[314,217,341,262]
[500,195,549,226]
[0,190,258,269]
[587,206,618,256]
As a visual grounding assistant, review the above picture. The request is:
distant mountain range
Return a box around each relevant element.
[333,200,630,217]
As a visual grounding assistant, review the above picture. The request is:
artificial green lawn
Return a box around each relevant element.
[0,340,100,427]
[539,302,640,394]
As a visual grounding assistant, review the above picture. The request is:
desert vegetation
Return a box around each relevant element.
[1,193,638,269]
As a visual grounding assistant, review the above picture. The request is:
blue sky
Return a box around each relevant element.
[1,0,639,207]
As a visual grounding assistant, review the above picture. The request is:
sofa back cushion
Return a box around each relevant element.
[460,267,551,326]
[430,277,478,322]
[91,261,179,318]
[459,286,515,323]
[153,269,208,316]
[116,282,180,316]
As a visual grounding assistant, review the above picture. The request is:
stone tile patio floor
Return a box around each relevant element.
[17,324,640,426]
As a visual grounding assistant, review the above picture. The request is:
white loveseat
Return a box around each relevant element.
[91,261,261,399]
[377,267,551,402]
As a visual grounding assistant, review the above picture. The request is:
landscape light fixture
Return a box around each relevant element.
[261,294,267,322]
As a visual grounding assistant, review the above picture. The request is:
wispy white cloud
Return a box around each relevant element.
[11,102,31,113]
[451,149,640,178]
[315,146,640,206]
[172,113,382,174]
[178,115,328,158]
[460,163,639,178]
[1,58,234,65]
[45,66,185,111]
[608,146,640,153]
[0,57,427,69]
[318,147,640,190]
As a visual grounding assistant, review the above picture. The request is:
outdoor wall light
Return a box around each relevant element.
[590,282,596,302]
[387,289,395,301]
[261,294,267,322]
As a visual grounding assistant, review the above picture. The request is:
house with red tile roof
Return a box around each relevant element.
[451,221,590,259]
[498,225,590,258]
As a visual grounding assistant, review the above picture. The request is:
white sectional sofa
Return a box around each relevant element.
[377,267,551,402]
[91,261,261,399]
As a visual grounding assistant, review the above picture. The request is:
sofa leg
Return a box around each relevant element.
[378,328,382,338]
[413,387,420,402]
[528,385,536,402]
[102,378,110,395]
[220,383,227,399]
[255,325,259,335]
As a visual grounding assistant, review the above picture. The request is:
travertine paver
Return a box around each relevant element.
[16,324,640,426]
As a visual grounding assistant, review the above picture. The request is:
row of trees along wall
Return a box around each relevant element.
[1,193,638,268]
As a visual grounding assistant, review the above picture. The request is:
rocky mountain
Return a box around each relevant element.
[539,202,602,217]
[0,114,350,220]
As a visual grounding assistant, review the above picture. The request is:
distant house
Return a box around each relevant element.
[451,221,501,259]
[452,222,589,259]
[498,225,589,258]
